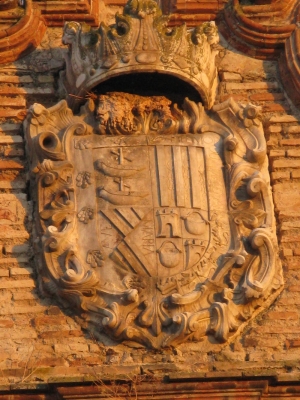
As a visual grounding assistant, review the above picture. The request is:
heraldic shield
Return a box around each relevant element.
[24,92,283,349]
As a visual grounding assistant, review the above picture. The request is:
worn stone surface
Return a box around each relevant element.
[25,87,282,349]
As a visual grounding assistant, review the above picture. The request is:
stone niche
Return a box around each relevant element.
[24,0,283,350]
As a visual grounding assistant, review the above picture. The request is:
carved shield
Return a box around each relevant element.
[25,95,283,349]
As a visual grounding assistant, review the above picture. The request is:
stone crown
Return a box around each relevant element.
[60,0,219,109]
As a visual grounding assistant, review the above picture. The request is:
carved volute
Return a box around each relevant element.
[24,0,283,350]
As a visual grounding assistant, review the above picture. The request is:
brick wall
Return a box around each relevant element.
[0,6,299,392]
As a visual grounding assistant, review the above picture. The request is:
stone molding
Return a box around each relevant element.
[0,0,46,64]
[280,24,300,107]
[218,0,297,60]
[1,377,300,399]
[35,0,100,27]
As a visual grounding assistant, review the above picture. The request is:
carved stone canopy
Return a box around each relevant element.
[24,92,283,349]
[59,0,219,110]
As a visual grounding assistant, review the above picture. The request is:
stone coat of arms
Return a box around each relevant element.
[24,0,282,349]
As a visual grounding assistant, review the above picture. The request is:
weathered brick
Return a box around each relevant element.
[3,147,24,157]
[281,233,300,243]
[284,125,300,134]
[9,267,33,276]
[0,75,33,84]
[286,339,300,349]
[263,103,288,113]
[0,135,23,144]
[0,257,29,266]
[269,115,299,123]
[225,82,278,91]
[291,169,300,179]
[272,159,300,169]
[0,279,35,289]
[266,311,298,320]
[266,137,279,146]
[13,291,38,301]
[271,171,290,181]
[280,139,300,146]
[37,75,54,83]
[39,330,83,339]
[281,248,293,257]
[0,123,21,134]
[220,72,242,82]
[269,150,285,158]
[4,244,30,256]
[278,183,291,210]
[47,306,62,315]
[0,160,24,170]
[289,285,300,292]
[0,305,45,315]
[0,180,26,190]
[0,328,37,339]
[267,125,282,133]
[0,270,9,277]
[287,149,300,157]
[33,316,68,327]
[0,319,13,328]
[250,92,285,101]
[54,343,89,353]
[0,230,29,239]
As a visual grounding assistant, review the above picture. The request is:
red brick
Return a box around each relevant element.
[286,340,300,349]
[266,311,298,320]
[33,316,67,327]
[225,82,278,90]
[269,150,285,158]
[38,330,83,339]
[0,319,13,328]
[272,159,300,169]
[291,169,300,179]
[285,257,300,268]
[281,248,293,257]
[281,234,300,243]
[280,139,300,146]
[250,92,285,101]
[271,171,290,181]
[0,160,24,170]
[267,125,282,133]
[263,104,289,113]
[219,94,248,102]
[287,149,300,157]
[289,285,300,292]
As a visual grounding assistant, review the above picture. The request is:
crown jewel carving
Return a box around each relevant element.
[60,0,219,109]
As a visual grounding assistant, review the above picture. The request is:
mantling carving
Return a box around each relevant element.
[59,0,219,110]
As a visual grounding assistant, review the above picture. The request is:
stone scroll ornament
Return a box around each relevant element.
[24,0,283,350]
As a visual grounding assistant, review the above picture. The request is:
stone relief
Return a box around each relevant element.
[24,92,283,349]
[23,0,283,349]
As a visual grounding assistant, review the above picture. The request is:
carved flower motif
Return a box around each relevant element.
[238,105,261,128]
[40,198,74,229]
